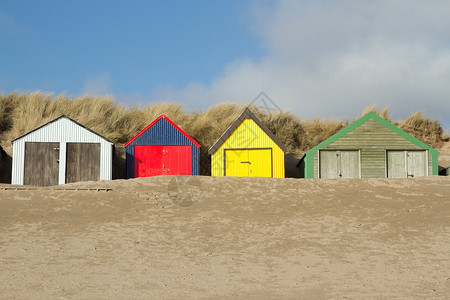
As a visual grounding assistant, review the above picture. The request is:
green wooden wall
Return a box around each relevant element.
[312,119,432,178]
[300,112,439,178]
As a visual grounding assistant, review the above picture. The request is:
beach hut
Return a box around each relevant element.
[298,112,440,178]
[11,115,113,186]
[124,114,200,178]
[208,108,286,178]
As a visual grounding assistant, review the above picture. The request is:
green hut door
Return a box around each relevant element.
[387,150,427,178]
[319,150,360,178]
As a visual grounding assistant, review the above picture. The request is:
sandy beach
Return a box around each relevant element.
[1,175,449,299]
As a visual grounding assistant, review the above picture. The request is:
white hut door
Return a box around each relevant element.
[387,150,426,178]
[320,150,359,178]
[406,151,427,177]
[340,151,360,178]
[319,150,339,178]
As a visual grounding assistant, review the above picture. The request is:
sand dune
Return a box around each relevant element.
[1,176,449,299]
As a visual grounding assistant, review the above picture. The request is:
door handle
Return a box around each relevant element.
[240,161,251,164]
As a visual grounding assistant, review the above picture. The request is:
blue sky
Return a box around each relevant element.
[1,1,262,96]
[1,0,449,131]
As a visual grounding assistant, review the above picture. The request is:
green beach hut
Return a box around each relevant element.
[298,112,439,178]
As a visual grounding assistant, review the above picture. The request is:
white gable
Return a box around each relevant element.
[13,116,111,144]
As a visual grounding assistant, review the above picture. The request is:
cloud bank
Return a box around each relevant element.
[151,0,450,124]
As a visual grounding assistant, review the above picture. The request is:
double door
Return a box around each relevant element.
[134,145,191,177]
[319,150,360,178]
[387,150,427,178]
[24,142,100,186]
[224,148,272,177]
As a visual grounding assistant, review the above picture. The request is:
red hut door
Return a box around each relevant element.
[134,145,191,177]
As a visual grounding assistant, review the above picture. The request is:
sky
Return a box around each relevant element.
[1,0,449,131]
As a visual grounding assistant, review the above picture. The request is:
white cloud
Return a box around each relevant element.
[154,0,450,123]
[81,72,113,96]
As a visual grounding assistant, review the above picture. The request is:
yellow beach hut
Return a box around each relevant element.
[208,108,286,178]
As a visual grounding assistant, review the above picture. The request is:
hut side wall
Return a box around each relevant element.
[311,119,432,178]
[125,118,199,178]
[211,118,285,178]
[12,118,112,185]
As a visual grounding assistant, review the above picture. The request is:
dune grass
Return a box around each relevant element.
[0,92,446,175]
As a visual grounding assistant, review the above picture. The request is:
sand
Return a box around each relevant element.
[0,175,449,299]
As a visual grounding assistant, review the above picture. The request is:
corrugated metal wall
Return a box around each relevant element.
[310,119,434,178]
[211,118,285,178]
[12,117,113,185]
[125,118,199,178]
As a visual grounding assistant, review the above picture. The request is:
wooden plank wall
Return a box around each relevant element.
[65,143,100,183]
[24,142,59,186]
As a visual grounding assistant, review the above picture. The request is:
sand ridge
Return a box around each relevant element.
[0,176,449,299]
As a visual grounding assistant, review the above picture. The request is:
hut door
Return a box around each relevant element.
[225,149,272,177]
[319,150,360,178]
[24,142,59,186]
[162,145,191,175]
[340,151,360,178]
[248,149,271,177]
[387,150,426,178]
[225,149,249,176]
[134,145,191,177]
[407,151,426,177]
[66,143,101,183]
[135,145,162,177]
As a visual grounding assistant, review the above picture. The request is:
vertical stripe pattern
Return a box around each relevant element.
[211,118,285,178]
[125,117,199,178]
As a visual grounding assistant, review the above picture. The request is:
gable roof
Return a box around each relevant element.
[124,114,200,147]
[208,107,287,155]
[12,115,113,143]
[302,111,439,160]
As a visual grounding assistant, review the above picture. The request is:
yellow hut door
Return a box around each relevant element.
[225,149,272,177]
[225,149,249,176]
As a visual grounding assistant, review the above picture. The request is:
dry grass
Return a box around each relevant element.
[395,111,444,149]
[443,130,450,141]
[358,104,392,121]
[0,92,446,175]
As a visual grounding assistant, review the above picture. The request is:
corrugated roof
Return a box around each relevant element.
[208,107,287,155]
[124,114,200,148]
[11,115,114,143]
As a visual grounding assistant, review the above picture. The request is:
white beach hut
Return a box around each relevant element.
[12,115,113,186]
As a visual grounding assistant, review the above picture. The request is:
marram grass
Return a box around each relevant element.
[0,91,445,162]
